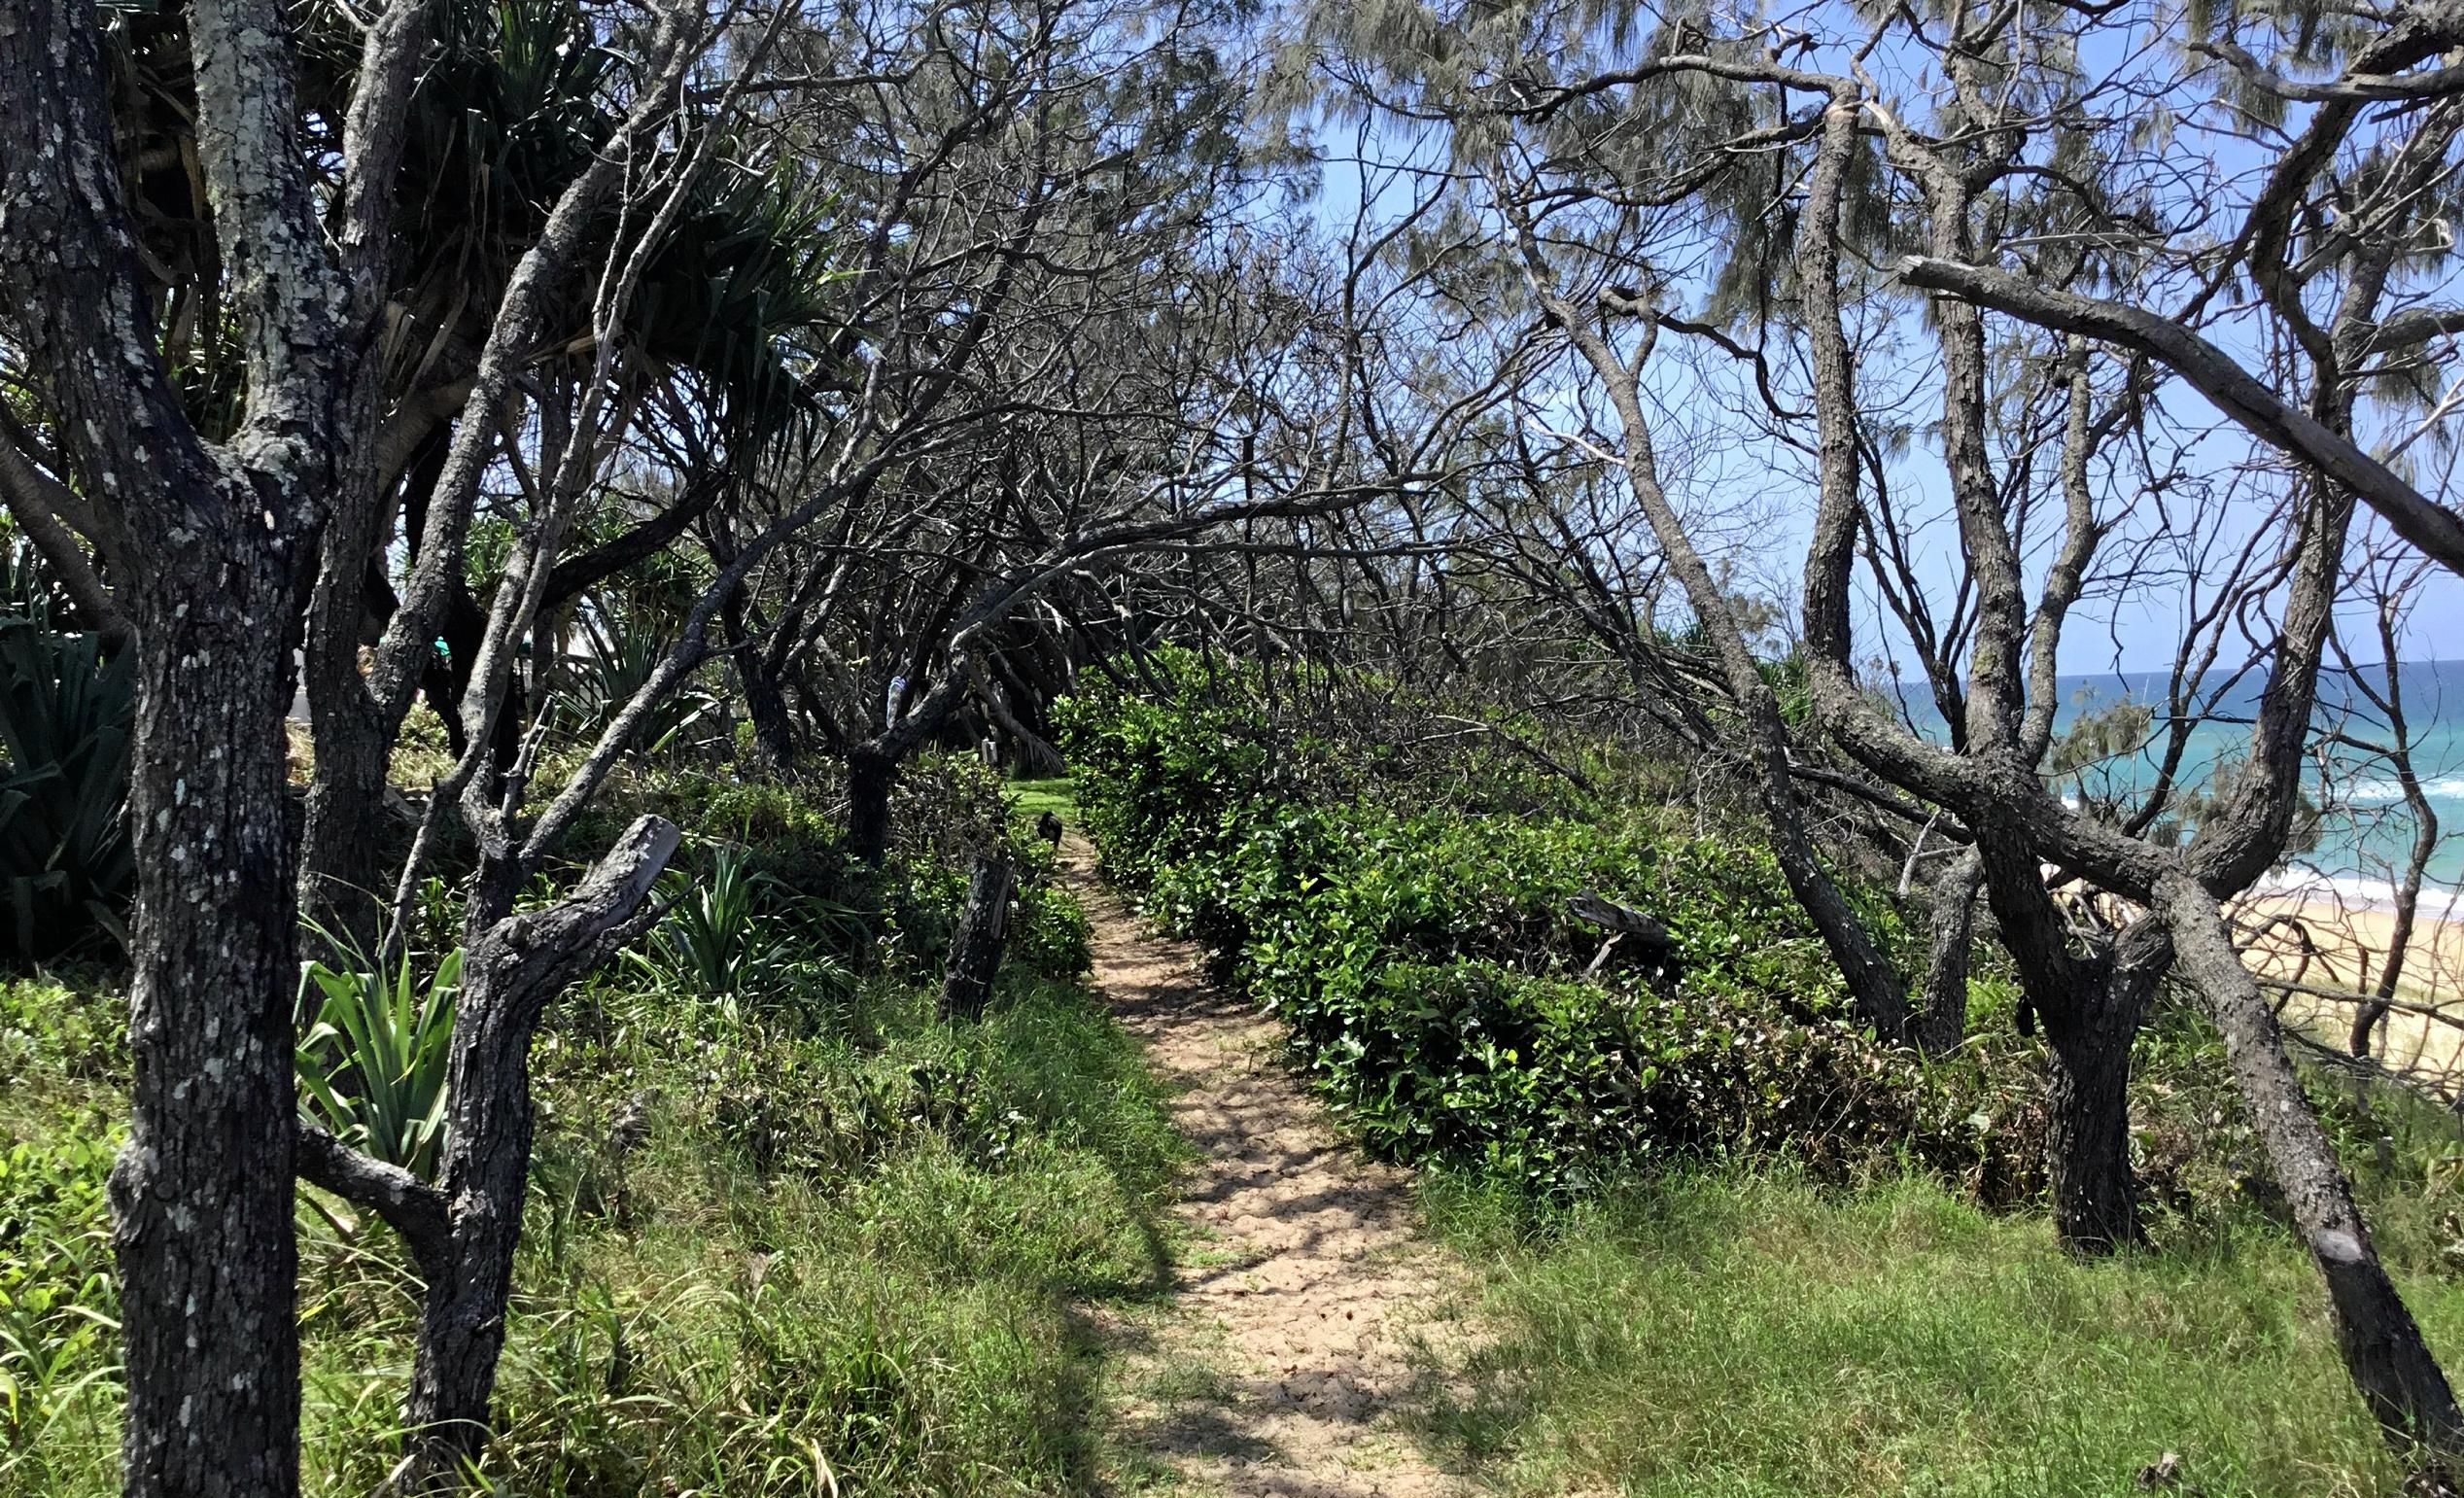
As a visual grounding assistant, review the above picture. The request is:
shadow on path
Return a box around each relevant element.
[1062,838,1473,1498]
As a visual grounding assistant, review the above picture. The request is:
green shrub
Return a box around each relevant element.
[0,624,133,962]
[627,842,859,1028]
[1060,658,2044,1198]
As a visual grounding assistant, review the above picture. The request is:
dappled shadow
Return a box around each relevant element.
[1059,837,1476,1498]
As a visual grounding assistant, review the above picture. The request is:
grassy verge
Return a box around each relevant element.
[3,893,1186,1495]
[1006,776,1079,827]
[1418,1167,2463,1498]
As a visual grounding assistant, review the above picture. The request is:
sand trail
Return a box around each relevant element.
[1061,838,1469,1498]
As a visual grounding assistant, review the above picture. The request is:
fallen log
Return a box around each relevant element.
[1567,890,1678,976]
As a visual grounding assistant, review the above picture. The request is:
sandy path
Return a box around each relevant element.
[1060,839,1468,1498]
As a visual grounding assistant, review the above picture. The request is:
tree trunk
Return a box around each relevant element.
[1982,850,2155,1254]
[112,553,306,1498]
[2037,918,2169,1254]
[940,854,1016,1021]
[737,649,799,773]
[2162,874,2464,1455]
[720,587,798,774]
[298,689,393,948]
[399,818,678,1490]
[846,746,896,866]
[1914,848,1983,1054]
[2041,1004,2143,1253]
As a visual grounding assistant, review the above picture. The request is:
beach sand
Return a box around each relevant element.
[2233,894,2464,1086]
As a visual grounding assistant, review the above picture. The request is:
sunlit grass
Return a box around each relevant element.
[1417,1167,2459,1498]
[1006,777,1079,826]
[4,956,1188,1497]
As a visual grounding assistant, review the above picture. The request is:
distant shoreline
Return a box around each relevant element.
[2234,885,2464,1080]
[2249,866,2464,922]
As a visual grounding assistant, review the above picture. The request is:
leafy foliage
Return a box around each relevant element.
[628,842,858,1028]
[0,625,132,962]
[0,1134,117,1474]
[1062,655,2041,1197]
[0,979,119,1487]
[295,939,463,1179]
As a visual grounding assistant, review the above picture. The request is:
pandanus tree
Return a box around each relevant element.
[289,0,850,945]
[0,0,871,1484]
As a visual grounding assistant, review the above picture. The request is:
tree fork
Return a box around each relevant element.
[395,816,679,1490]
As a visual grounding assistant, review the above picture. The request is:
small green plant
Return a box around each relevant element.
[0,1134,118,1473]
[629,844,854,1025]
[295,937,462,1179]
[0,622,134,961]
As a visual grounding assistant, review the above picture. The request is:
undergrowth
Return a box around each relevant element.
[1419,1167,2464,1497]
[1,763,1173,1497]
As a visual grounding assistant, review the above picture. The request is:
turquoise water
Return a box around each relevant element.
[1888,659,2464,907]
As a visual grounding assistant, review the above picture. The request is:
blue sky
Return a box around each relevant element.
[1294,49,2464,678]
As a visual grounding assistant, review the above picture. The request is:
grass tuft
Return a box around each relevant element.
[1417,1167,2455,1497]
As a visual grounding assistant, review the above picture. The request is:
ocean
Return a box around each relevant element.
[1888,659,2464,917]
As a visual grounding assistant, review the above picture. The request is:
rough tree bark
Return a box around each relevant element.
[939,854,1017,1021]
[1915,850,1985,1055]
[2163,874,2464,1450]
[2043,921,2169,1251]
[112,527,311,1496]
[1,0,424,1487]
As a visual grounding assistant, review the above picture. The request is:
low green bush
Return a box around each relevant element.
[1061,657,2046,1198]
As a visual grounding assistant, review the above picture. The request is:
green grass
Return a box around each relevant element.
[1005,777,1079,827]
[1417,1167,2462,1497]
[3,937,1189,1496]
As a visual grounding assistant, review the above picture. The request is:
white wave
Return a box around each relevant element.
[2339,776,2464,805]
[2251,867,2464,919]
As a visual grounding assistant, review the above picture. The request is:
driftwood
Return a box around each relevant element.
[940,854,1018,1020]
[1567,891,1678,975]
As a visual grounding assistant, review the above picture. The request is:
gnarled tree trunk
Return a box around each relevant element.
[395,816,679,1490]
[1914,849,1984,1055]
[2163,875,2464,1454]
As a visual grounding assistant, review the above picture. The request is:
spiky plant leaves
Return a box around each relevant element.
[0,623,134,963]
[296,936,463,1180]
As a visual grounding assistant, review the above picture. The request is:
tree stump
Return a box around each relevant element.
[940,854,1017,1020]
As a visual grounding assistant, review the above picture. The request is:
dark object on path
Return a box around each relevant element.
[1035,810,1062,847]
[940,854,1018,1021]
